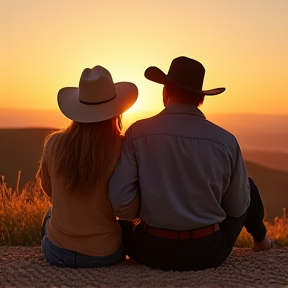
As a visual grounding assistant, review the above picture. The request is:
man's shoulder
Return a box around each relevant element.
[206,119,236,137]
[124,113,164,140]
[127,113,161,129]
[204,120,240,151]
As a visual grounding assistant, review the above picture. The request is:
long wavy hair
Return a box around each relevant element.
[44,116,122,197]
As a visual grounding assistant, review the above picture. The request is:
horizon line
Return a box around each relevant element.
[1,107,288,117]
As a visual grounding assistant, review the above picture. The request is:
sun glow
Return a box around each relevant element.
[0,0,287,129]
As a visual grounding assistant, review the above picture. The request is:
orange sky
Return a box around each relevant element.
[1,0,288,128]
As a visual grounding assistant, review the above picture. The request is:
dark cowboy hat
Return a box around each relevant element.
[144,56,225,95]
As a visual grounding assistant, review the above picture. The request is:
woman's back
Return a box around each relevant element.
[41,131,123,256]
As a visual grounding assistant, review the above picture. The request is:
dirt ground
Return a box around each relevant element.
[0,246,288,288]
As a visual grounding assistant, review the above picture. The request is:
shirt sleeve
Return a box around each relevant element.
[221,145,251,217]
[109,127,140,219]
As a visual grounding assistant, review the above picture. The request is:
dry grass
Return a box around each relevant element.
[265,209,288,248]
[235,210,288,249]
[0,175,50,246]
[0,172,287,248]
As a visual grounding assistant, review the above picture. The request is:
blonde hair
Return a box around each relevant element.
[44,116,122,197]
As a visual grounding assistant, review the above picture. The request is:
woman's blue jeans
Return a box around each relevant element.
[41,208,125,268]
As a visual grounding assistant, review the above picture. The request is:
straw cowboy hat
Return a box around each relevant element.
[144,56,225,95]
[58,65,138,122]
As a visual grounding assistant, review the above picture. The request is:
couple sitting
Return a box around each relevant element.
[38,56,272,271]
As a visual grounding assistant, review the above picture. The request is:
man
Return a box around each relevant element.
[109,56,272,271]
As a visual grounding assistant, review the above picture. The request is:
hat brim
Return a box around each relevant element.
[58,82,138,123]
[144,66,225,96]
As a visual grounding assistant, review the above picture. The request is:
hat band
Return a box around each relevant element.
[79,95,116,105]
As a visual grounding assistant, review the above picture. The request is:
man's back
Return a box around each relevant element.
[111,103,250,229]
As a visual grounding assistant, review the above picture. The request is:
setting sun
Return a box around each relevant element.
[1,0,287,130]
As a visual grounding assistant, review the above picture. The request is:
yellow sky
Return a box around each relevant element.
[1,0,288,128]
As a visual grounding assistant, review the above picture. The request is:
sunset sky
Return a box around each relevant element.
[1,0,288,128]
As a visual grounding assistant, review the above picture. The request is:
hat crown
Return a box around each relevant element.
[79,66,116,104]
[167,57,205,91]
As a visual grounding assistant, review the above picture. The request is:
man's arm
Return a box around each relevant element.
[221,145,251,217]
[109,127,140,219]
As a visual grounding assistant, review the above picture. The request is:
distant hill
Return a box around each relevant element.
[0,128,287,221]
[242,150,288,172]
[0,128,56,190]
[245,161,288,221]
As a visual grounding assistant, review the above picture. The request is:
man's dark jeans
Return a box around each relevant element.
[118,178,267,271]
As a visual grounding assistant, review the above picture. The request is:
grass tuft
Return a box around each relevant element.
[0,174,50,246]
[228,208,288,249]
[265,208,288,248]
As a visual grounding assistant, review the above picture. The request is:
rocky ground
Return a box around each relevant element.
[0,246,288,288]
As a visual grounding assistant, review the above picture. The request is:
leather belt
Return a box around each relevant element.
[141,222,219,240]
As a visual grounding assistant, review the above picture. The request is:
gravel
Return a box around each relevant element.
[1,246,288,288]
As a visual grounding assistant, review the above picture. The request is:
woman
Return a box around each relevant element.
[38,65,138,268]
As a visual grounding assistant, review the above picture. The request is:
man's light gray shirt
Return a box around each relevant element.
[109,104,251,230]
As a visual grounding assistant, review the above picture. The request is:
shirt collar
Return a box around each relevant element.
[159,104,206,119]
